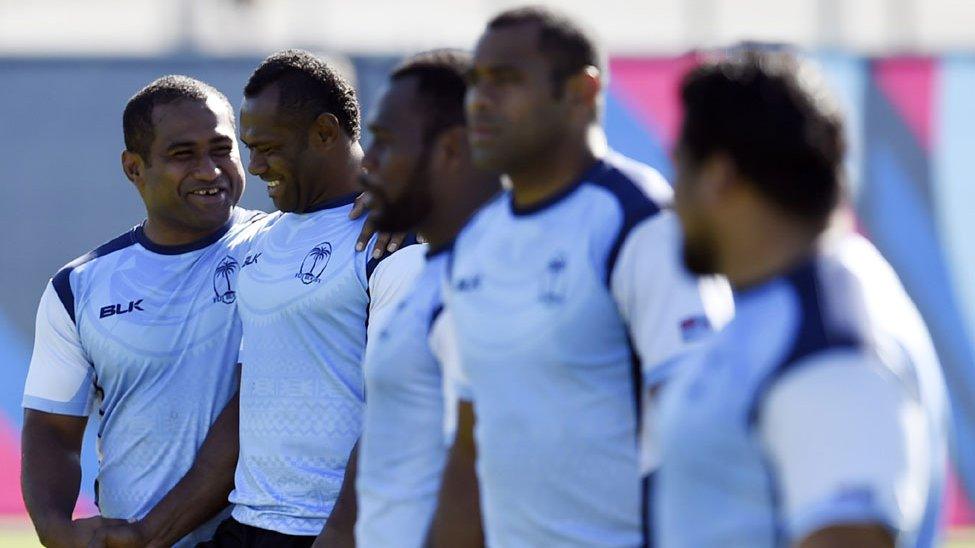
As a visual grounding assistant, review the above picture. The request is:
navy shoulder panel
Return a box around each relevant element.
[52,229,138,324]
[746,260,864,427]
[588,159,665,284]
[366,232,420,281]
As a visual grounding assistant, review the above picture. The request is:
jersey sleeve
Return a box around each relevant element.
[429,306,472,444]
[759,351,929,543]
[366,244,427,342]
[610,211,734,386]
[22,282,96,416]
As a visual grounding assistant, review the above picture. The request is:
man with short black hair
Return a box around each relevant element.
[654,50,948,548]
[22,74,267,548]
[174,49,421,548]
[352,48,498,548]
[439,6,731,546]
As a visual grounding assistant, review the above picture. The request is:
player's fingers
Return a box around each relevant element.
[86,529,108,548]
[348,193,368,220]
[373,233,392,259]
[386,233,407,253]
[356,218,376,253]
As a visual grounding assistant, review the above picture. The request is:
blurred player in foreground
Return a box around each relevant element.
[653,50,949,548]
[438,7,731,546]
[21,76,267,547]
[354,49,499,548]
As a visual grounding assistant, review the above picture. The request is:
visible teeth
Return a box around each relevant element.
[267,181,280,188]
[192,188,221,196]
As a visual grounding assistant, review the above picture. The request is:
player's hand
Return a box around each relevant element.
[349,192,409,258]
[52,516,126,548]
[84,520,152,548]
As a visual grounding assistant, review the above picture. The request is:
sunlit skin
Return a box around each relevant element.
[121,95,245,246]
[360,78,434,234]
[466,22,604,208]
[240,82,360,214]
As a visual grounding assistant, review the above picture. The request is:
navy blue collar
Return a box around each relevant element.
[425,239,454,259]
[509,159,606,216]
[303,192,359,214]
[135,213,234,255]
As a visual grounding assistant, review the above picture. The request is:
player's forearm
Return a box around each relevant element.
[429,402,483,547]
[21,422,84,546]
[314,442,359,548]
[138,393,240,546]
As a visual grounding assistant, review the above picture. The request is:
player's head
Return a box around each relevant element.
[241,49,361,213]
[467,6,604,172]
[673,49,846,276]
[361,50,472,233]
[121,75,244,236]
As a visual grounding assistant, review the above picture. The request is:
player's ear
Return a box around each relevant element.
[121,150,144,186]
[698,153,736,205]
[565,66,601,108]
[311,113,342,150]
[433,125,468,171]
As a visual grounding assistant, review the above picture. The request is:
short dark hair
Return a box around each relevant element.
[123,75,232,159]
[391,49,471,142]
[679,49,846,227]
[244,49,360,140]
[487,6,602,93]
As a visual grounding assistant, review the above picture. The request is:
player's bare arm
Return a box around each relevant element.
[428,402,483,548]
[22,410,125,548]
[312,442,358,548]
[798,525,893,548]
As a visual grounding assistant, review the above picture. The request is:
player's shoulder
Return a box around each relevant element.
[581,151,673,219]
[52,227,140,281]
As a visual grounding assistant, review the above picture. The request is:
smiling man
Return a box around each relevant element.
[21,75,268,548]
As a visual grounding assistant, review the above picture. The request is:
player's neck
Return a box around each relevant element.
[301,143,362,213]
[142,215,229,248]
[508,125,607,210]
[420,172,502,249]
[722,215,820,292]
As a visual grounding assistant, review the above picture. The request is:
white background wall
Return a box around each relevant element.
[0,0,973,57]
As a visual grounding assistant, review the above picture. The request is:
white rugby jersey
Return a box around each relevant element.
[444,153,732,547]
[356,245,459,548]
[228,193,424,536]
[23,207,268,547]
[653,234,948,548]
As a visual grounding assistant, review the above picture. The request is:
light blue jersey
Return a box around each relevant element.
[653,234,948,548]
[356,245,457,548]
[229,193,422,536]
[23,208,268,547]
[445,154,730,547]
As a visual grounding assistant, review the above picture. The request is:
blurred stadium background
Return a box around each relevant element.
[1,0,975,545]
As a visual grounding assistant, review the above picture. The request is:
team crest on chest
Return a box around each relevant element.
[212,256,240,304]
[297,242,332,285]
[539,252,568,304]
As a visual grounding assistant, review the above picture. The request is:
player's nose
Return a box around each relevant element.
[192,154,221,181]
[248,151,268,177]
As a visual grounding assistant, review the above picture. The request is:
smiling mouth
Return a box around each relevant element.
[267,181,281,189]
[190,187,225,196]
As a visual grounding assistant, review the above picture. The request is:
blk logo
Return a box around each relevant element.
[242,253,261,268]
[213,256,240,304]
[99,300,144,319]
[539,253,568,304]
[454,274,481,292]
[297,242,332,284]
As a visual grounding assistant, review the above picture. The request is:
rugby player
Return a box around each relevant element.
[102,50,424,548]
[653,50,948,548]
[353,49,499,548]
[21,76,267,548]
[438,7,731,547]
